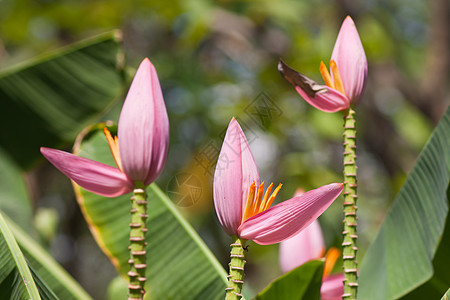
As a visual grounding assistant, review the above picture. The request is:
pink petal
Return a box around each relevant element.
[213,118,260,235]
[278,59,350,113]
[321,274,345,300]
[295,86,350,113]
[331,16,368,106]
[41,147,133,197]
[279,220,325,273]
[118,58,170,186]
[237,183,343,245]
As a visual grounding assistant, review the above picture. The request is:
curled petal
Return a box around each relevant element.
[118,58,169,185]
[238,183,343,245]
[331,16,367,105]
[213,118,260,235]
[278,59,349,112]
[321,274,345,300]
[41,147,133,197]
[295,86,350,113]
[279,220,325,273]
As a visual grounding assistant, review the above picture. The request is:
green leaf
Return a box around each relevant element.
[28,266,59,300]
[107,276,128,300]
[254,260,324,300]
[359,107,450,299]
[74,124,227,299]
[0,31,125,170]
[399,205,450,300]
[0,211,48,300]
[3,213,93,300]
[440,287,450,300]
[0,148,32,230]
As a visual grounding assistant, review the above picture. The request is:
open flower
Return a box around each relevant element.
[213,118,343,245]
[280,219,344,300]
[41,58,169,197]
[278,16,367,112]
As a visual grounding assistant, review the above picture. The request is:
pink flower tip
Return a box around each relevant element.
[331,16,367,106]
[279,16,367,112]
[118,58,170,186]
[41,57,170,196]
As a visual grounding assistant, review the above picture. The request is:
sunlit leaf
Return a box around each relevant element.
[0,211,56,300]
[4,214,93,300]
[440,287,450,300]
[254,260,323,300]
[107,276,128,300]
[359,107,450,299]
[0,148,32,230]
[0,31,125,170]
[400,207,450,299]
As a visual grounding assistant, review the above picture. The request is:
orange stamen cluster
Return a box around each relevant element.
[323,246,341,278]
[104,127,123,172]
[319,60,346,95]
[241,181,283,223]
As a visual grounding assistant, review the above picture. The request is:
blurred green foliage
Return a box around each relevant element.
[0,0,448,299]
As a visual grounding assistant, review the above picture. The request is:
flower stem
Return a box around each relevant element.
[128,183,148,300]
[342,108,358,299]
[225,236,247,300]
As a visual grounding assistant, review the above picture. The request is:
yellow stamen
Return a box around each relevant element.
[259,183,273,212]
[330,60,346,95]
[242,182,257,223]
[252,182,265,217]
[103,127,123,172]
[241,182,283,223]
[319,61,335,89]
[323,246,341,278]
[263,183,282,211]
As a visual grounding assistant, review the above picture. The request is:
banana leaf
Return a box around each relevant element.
[3,213,93,300]
[0,149,32,230]
[0,30,125,170]
[0,211,56,300]
[359,107,450,299]
[254,260,324,300]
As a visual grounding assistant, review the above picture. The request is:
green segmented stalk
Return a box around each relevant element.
[128,183,148,300]
[225,237,247,300]
[342,108,358,299]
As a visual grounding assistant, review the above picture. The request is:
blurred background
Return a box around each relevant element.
[0,0,449,298]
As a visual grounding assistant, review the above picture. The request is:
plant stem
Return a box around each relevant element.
[225,236,247,300]
[342,108,358,299]
[128,183,148,300]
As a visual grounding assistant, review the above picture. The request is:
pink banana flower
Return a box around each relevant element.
[41,58,169,197]
[280,219,344,300]
[278,16,367,112]
[213,118,343,245]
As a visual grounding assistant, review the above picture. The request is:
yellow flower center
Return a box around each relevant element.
[320,60,346,95]
[323,246,341,278]
[104,127,123,172]
[241,181,283,223]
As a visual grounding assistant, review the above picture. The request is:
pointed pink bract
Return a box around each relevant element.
[237,183,343,245]
[118,58,169,185]
[279,220,325,273]
[213,119,260,235]
[41,147,133,197]
[331,16,367,105]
